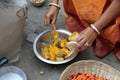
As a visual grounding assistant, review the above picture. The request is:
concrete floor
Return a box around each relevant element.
[1,0,120,80]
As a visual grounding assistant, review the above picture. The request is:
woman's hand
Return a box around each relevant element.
[75,27,98,51]
[45,6,59,27]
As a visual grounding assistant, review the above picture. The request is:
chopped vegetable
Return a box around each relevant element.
[67,73,107,80]
[39,71,44,75]
[41,30,78,61]
[68,32,79,41]
[32,0,42,3]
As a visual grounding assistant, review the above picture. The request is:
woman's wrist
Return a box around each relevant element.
[87,27,98,36]
[90,24,100,35]
[48,3,61,10]
[93,22,105,32]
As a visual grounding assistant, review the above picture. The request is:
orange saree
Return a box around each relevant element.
[63,0,120,60]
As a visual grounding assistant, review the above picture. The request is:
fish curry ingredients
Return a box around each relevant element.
[43,39,73,61]
[41,31,79,61]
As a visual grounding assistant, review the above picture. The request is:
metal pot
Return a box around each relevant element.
[0,0,27,65]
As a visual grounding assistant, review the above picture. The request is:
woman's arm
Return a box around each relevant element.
[94,0,120,31]
[76,0,120,51]
[45,0,60,27]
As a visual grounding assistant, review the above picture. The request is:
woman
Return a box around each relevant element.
[45,0,120,60]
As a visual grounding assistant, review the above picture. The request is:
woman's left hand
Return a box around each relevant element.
[75,27,98,51]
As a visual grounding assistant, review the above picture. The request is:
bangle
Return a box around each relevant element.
[48,3,61,9]
[90,24,100,35]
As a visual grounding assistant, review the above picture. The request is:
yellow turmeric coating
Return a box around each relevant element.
[42,30,78,61]
[60,39,68,47]
[43,39,70,61]
[32,0,42,3]
[52,25,59,39]
[68,32,79,41]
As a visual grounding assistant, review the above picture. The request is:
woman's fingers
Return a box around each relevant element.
[75,27,98,51]
[45,14,57,27]
[76,38,85,49]
[76,38,91,51]
[45,13,52,26]
[44,14,47,25]
[45,6,59,27]
[80,41,91,51]
[51,16,57,26]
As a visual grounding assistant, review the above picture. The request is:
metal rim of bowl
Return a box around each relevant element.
[30,0,45,4]
[33,29,78,64]
[0,66,27,80]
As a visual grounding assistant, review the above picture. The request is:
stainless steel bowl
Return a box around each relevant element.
[0,66,27,80]
[33,29,78,64]
[30,0,45,7]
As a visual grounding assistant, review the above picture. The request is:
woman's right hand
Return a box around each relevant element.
[45,6,59,27]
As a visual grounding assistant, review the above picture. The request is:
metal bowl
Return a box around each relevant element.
[0,66,27,80]
[30,0,45,7]
[33,29,78,64]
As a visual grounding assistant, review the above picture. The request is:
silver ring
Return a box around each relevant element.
[85,42,90,47]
